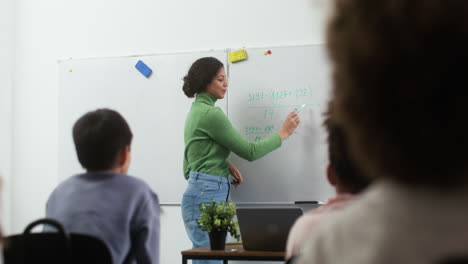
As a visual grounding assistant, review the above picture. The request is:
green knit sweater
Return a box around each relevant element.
[183,92,282,179]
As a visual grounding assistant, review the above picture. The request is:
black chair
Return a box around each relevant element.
[3,218,112,264]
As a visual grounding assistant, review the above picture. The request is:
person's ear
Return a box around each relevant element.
[117,147,127,165]
[118,145,131,173]
[327,164,337,187]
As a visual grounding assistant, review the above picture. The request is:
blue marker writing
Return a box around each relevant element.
[295,104,306,114]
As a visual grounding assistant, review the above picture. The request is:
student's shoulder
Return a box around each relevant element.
[294,207,360,263]
[54,173,85,189]
[117,174,152,191]
[127,174,159,194]
[123,175,160,207]
[296,190,385,263]
[291,210,324,233]
[48,174,87,200]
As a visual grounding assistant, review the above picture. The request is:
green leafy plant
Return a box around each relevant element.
[197,199,241,241]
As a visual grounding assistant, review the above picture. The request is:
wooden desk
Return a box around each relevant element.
[181,243,285,264]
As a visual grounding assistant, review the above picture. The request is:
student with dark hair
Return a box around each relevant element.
[181,57,300,262]
[46,108,160,264]
[285,110,371,260]
[296,1,468,263]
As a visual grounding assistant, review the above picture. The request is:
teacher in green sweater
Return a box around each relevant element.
[181,57,300,262]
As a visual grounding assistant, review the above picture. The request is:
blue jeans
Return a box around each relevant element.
[181,172,230,264]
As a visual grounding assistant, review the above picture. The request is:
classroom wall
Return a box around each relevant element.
[10,0,330,263]
[0,0,15,233]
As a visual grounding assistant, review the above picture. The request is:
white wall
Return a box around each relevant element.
[0,0,15,234]
[11,0,330,263]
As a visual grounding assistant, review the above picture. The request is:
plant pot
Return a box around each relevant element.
[209,231,227,250]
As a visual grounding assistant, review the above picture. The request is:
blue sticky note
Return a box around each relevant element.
[135,60,152,78]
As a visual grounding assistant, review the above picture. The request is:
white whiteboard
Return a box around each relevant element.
[228,45,334,203]
[58,45,334,205]
[58,50,227,204]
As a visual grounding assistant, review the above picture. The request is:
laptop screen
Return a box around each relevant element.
[236,208,303,252]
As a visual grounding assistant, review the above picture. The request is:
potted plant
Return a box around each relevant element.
[197,199,241,250]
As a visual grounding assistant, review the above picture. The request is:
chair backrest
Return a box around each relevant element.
[3,218,112,264]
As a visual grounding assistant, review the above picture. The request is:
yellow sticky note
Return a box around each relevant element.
[228,49,248,63]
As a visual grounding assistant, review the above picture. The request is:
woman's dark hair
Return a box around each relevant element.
[182,57,224,98]
[73,108,133,171]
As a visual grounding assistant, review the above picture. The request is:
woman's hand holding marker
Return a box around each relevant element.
[278,108,301,140]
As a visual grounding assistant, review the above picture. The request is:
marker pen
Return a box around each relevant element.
[295,104,306,114]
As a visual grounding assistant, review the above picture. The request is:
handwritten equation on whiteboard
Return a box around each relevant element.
[239,85,322,142]
[247,87,312,103]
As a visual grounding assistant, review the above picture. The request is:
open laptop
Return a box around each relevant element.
[236,207,303,252]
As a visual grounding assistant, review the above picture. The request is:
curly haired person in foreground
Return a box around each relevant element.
[295,1,468,263]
